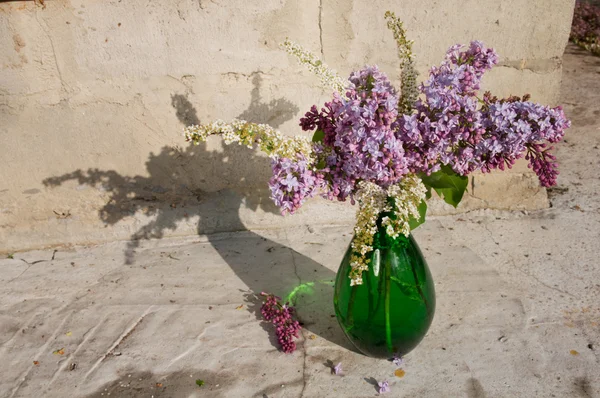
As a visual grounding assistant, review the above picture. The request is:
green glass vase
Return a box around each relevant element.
[333,218,436,359]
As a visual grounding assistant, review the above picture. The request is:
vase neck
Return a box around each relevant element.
[373,211,410,250]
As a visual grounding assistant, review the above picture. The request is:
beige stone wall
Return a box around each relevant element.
[0,0,575,252]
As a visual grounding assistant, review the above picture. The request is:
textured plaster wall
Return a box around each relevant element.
[0,0,575,252]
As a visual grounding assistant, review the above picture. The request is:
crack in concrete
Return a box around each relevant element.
[497,57,562,75]
[9,311,73,398]
[8,251,56,282]
[482,223,578,299]
[35,11,70,97]
[8,263,32,283]
[47,321,103,388]
[84,306,155,381]
[318,0,324,57]
[284,230,307,398]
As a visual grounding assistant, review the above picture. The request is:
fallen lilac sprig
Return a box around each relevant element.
[378,380,391,394]
[333,362,343,375]
[260,292,302,353]
[392,354,403,367]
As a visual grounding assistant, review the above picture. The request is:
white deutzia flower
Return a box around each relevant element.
[281,39,347,95]
[348,174,426,285]
[384,11,419,114]
[183,119,313,160]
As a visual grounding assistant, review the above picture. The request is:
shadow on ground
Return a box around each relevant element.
[82,369,304,398]
[42,75,354,352]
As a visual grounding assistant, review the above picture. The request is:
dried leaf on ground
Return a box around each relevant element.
[395,369,406,378]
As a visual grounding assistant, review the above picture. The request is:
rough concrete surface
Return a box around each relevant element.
[0,0,576,252]
[0,44,599,397]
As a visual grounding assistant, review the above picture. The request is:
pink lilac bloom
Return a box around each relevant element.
[260,292,302,353]
[378,380,390,394]
[300,103,338,147]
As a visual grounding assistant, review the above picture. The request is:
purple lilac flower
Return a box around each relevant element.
[260,292,302,353]
[273,41,570,215]
[392,354,403,367]
[300,66,410,202]
[397,41,498,176]
[378,380,390,394]
[570,1,600,55]
[395,41,570,187]
[269,153,322,215]
[525,143,560,187]
[300,103,338,146]
[476,98,570,185]
[333,362,342,375]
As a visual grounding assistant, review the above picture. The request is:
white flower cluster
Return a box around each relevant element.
[399,59,419,115]
[183,119,313,160]
[381,174,427,239]
[281,39,347,95]
[384,11,419,114]
[349,181,388,286]
[349,174,426,286]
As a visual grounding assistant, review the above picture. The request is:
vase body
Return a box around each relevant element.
[333,223,436,359]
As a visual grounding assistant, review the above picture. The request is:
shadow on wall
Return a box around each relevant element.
[42,74,353,351]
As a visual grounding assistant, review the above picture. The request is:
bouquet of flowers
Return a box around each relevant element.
[184,12,570,287]
[570,0,600,56]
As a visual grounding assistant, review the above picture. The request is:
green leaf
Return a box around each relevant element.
[195,379,205,387]
[316,159,326,169]
[424,186,432,200]
[408,200,427,231]
[420,165,468,208]
[311,129,325,143]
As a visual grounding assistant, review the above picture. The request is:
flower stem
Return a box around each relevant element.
[346,286,357,330]
[384,257,393,353]
[408,240,430,314]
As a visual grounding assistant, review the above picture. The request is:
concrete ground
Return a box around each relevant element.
[1,44,599,397]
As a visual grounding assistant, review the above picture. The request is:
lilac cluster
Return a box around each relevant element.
[260,292,302,353]
[300,102,338,147]
[300,66,409,202]
[333,66,407,185]
[269,153,321,214]
[396,41,569,186]
[269,41,570,214]
[476,96,569,186]
[570,1,600,54]
[397,41,498,175]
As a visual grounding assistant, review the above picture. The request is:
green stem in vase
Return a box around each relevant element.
[384,255,393,353]
[408,237,431,315]
[346,285,358,330]
[365,267,376,324]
